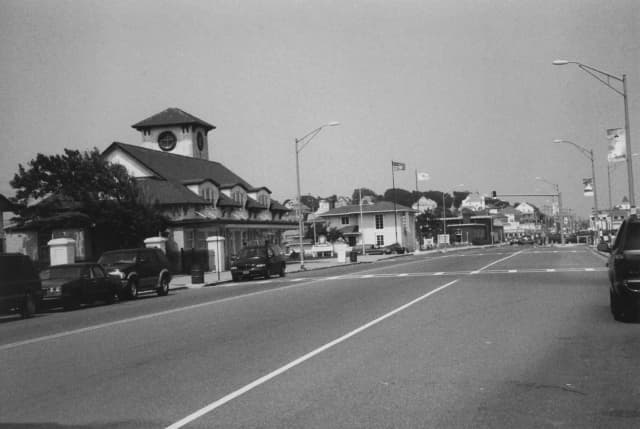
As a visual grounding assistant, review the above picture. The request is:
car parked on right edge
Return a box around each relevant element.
[98,248,171,299]
[598,213,640,322]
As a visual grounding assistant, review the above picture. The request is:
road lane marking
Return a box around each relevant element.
[474,249,524,272]
[547,269,556,272]
[165,279,459,429]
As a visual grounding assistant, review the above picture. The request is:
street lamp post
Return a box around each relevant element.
[553,139,599,243]
[295,122,340,270]
[553,59,635,207]
[536,176,564,244]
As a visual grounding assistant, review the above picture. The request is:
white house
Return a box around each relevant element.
[460,193,486,211]
[412,197,438,213]
[318,201,417,251]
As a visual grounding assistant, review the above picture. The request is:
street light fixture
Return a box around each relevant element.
[553,59,634,206]
[536,176,564,244]
[295,122,340,270]
[553,139,599,241]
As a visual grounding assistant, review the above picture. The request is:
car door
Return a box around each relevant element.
[90,265,109,297]
[266,246,275,274]
[137,250,155,290]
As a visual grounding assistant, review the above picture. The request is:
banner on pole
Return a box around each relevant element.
[583,177,594,197]
[392,161,406,171]
[416,171,430,181]
[607,128,626,163]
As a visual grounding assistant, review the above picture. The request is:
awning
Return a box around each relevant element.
[339,225,360,236]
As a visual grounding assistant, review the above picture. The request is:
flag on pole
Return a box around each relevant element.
[607,128,626,163]
[583,178,594,197]
[416,172,430,181]
[392,161,406,171]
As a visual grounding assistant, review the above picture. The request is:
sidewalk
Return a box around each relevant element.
[169,245,492,290]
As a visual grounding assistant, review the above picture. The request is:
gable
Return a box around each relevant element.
[103,146,157,178]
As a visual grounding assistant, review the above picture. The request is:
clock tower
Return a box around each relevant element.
[132,108,216,160]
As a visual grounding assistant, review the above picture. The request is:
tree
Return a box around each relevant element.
[382,188,414,207]
[10,148,168,251]
[351,188,380,205]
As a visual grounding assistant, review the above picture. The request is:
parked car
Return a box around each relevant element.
[40,263,119,311]
[353,244,376,255]
[0,253,42,318]
[598,215,640,322]
[366,243,407,255]
[517,235,534,245]
[97,248,171,299]
[230,243,286,281]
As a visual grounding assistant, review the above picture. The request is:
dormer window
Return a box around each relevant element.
[158,131,177,151]
[197,132,204,151]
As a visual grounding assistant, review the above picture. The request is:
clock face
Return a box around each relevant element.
[197,132,204,151]
[158,131,177,151]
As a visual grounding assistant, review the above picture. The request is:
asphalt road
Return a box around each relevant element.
[2,245,639,428]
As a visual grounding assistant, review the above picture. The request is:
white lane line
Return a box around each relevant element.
[434,272,445,276]
[585,268,595,272]
[547,269,556,272]
[474,249,524,272]
[398,273,409,277]
[508,270,518,273]
[165,279,459,429]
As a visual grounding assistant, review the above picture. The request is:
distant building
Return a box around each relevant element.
[317,201,417,251]
[460,193,486,211]
[412,196,438,213]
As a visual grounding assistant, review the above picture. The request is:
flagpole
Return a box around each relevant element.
[359,188,364,255]
[392,161,399,244]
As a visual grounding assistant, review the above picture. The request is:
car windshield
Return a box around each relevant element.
[98,251,137,264]
[238,247,266,259]
[40,266,84,280]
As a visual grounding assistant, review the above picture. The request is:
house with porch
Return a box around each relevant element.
[317,200,417,251]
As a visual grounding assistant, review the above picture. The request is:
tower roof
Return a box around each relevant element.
[132,107,216,132]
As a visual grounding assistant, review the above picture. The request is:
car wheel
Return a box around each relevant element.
[21,293,36,318]
[157,276,169,296]
[264,268,270,280]
[231,273,240,282]
[279,264,286,277]
[611,290,636,322]
[127,281,138,300]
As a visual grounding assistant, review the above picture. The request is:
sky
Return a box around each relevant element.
[1,0,639,218]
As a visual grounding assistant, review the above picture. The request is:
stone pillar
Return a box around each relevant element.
[48,238,76,266]
[144,236,168,253]
[206,236,226,273]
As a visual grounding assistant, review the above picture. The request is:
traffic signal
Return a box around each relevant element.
[491,190,497,198]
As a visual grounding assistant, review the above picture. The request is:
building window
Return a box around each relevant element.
[232,191,244,205]
[375,214,384,229]
[376,235,384,246]
[197,132,204,151]
[185,230,195,249]
[158,131,177,151]
[341,216,350,225]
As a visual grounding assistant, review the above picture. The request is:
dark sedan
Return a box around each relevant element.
[40,263,119,311]
[368,243,407,255]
